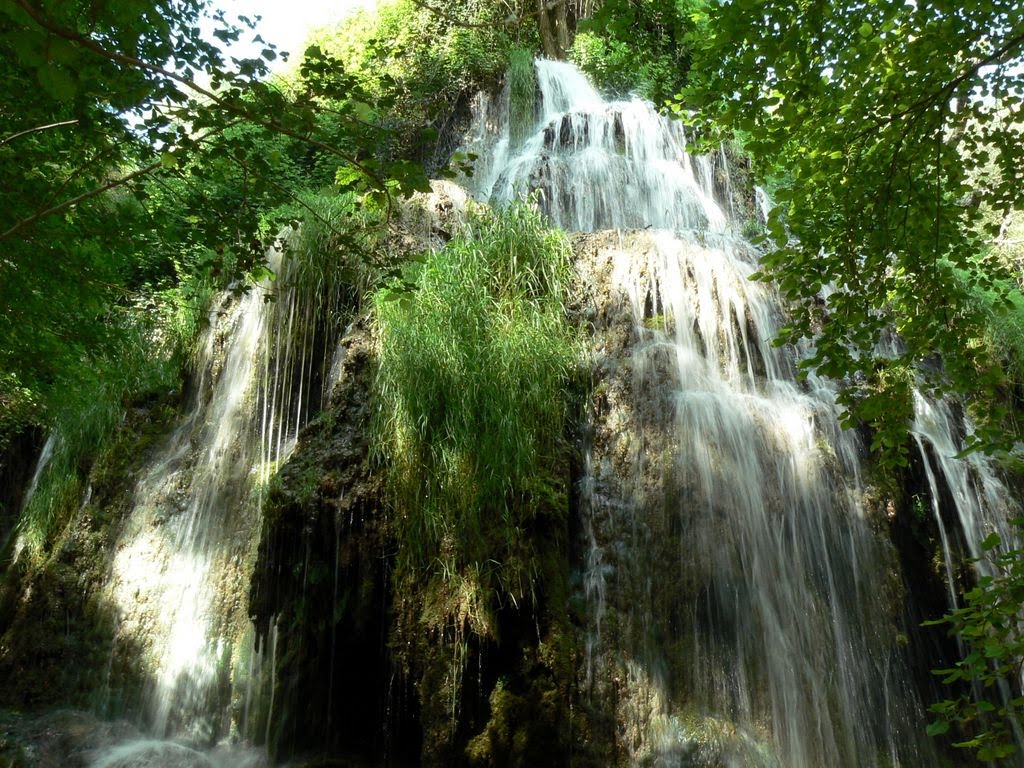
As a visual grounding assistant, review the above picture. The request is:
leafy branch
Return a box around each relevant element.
[9,0,389,208]
[0,120,243,242]
[925,523,1024,762]
[0,160,162,242]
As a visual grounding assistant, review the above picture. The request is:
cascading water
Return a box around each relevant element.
[461,58,1020,766]
[911,394,1021,588]
[909,392,1024,757]
[468,60,724,234]
[99,240,340,751]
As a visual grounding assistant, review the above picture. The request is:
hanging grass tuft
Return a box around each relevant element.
[507,48,538,150]
[371,201,578,611]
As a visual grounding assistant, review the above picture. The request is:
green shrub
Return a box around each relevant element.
[570,0,704,103]
[371,202,577,603]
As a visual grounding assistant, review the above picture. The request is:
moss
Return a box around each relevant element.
[248,324,419,764]
[248,211,591,766]
[642,314,667,332]
[507,48,537,150]
[89,394,180,506]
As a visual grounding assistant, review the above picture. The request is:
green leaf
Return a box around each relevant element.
[37,66,76,102]
[335,166,365,190]
[983,641,1005,658]
[981,532,1002,550]
[350,101,377,122]
[927,720,950,736]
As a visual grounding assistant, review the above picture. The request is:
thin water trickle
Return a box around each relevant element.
[911,392,1020,578]
[19,432,56,516]
[6,432,57,559]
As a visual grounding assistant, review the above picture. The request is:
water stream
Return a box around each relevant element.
[463,58,1020,766]
[98,240,340,756]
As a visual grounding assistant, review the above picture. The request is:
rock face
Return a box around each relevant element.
[0,396,181,718]
[0,232,995,767]
[568,229,943,767]
[90,739,216,768]
[247,312,585,767]
[240,228,937,768]
[248,321,410,763]
[393,179,473,253]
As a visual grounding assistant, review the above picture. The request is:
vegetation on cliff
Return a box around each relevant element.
[370,201,581,762]
[0,0,519,553]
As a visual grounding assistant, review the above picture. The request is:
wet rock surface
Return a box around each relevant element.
[90,739,215,768]
[392,180,472,254]
[0,396,181,717]
[248,305,584,768]
[568,229,937,766]
[248,321,408,764]
[0,710,141,768]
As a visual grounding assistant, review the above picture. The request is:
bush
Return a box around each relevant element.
[371,202,577,603]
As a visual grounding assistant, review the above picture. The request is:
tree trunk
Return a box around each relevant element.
[536,0,558,58]
[536,0,570,59]
[554,1,570,55]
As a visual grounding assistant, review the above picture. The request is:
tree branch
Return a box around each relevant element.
[1,121,240,242]
[0,161,162,242]
[11,0,388,191]
[0,119,79,148]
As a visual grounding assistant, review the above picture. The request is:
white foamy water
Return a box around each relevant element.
[103,241,341,746]
[459,58,1022,766]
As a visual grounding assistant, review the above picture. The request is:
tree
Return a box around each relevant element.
[571,0,702,103]
[685,0,1024,463]
[0,0,439,544]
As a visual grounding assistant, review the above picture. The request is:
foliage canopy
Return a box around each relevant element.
[687,0,1024,463]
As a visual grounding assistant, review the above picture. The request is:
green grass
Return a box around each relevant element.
[281,190,384,307]
[371,202,577,605]
[17,313,179,555]
[975,286,1024,383]
[507,48,537,149]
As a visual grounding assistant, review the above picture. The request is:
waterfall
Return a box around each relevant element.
[466,59,725,234]
[101,241,339,746]
[18,433,56,517]
[460,58,1021,766]
[911,393,1020,583]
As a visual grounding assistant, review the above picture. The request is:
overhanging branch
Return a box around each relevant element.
[0,119,79,148]
[11,0,387,191]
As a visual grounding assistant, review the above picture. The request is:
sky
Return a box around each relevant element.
[210,0,380,67]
